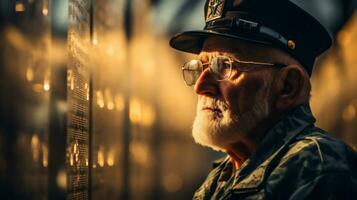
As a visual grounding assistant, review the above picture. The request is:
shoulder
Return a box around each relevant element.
[265,128,357,199]
[266,170,357,200]
[281,128,357,173]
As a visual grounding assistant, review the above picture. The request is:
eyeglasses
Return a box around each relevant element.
[181,55,285,86]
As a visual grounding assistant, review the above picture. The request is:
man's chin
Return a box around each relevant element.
[192,113,245,152]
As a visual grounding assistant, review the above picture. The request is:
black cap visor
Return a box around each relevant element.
[169,30,274,54]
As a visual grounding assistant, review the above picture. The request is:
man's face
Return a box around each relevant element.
[191,37,278,152]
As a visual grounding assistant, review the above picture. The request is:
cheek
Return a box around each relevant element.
[220,74,267,114]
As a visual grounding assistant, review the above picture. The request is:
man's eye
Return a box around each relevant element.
[211,59,230,73]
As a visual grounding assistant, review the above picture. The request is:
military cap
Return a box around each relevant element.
[169,0,333,75]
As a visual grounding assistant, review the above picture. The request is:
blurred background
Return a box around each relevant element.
[0,0,356,199]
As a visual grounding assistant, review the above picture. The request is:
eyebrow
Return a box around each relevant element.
[199,52,241,62]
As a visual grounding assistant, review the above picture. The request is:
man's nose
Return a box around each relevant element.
[194,68,219,97]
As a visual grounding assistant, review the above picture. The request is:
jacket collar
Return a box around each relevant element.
[229,104,316,191]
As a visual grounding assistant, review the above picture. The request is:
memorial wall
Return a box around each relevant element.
[0,0,356,199]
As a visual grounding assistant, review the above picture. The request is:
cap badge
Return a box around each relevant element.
[206,0,225,22]
[288,40,296,50]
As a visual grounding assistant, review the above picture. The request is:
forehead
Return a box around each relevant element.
[199,36,281,62]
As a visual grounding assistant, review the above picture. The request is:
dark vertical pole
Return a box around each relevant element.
[88,0,94,199]
[342,0,351,21]
[0,3,16,198]
[48,1,67,199]
[122,0,132,199]
[336,0,353,33]
[48,68,67,200]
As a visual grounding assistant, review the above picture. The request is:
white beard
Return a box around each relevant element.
[192,87,272,152]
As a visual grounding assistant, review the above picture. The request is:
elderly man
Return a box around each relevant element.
[170,0,357,199]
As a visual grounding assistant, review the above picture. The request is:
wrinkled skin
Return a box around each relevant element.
[193,105,357,200]
[191,37,357,200]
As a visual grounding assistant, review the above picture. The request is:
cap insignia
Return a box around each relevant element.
[288,40,296,50]
[206,0,225,22]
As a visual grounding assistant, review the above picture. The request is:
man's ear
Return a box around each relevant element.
[274,65,307,110]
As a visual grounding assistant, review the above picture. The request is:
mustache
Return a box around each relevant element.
[197,96,229,111]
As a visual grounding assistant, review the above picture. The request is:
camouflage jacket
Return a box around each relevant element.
[193,105,357,200]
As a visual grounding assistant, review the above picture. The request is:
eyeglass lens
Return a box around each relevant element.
[210,57,232,80]
[182,57,232,86]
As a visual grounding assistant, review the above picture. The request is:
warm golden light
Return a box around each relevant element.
[92,31,98,46]
[343,104,356,121]
[115,94,124,111]
[44,77,50,91]
[70,154,74,166]
[42,144,48,167]
[42,8,49,16]
[56,169,67,190]
[92,38,98,46]
[107,102,114,110]
[73,142,78,153]
[98,148,105,167]
[142,104,156,127]
[68,70,75,90]
[163,174,183,192]
[130,143,149,164]
[85,83,89,101]
[75,153,79,163]
[107,150,115,167]
[43,73,51,92]
[129,99,156,126]
[69,141,80,166]
[57,101,68,113]
[26,67,34,82]
[15,2,25,12]
[96,90,105,108]
[130,97,142,124]
[106,46,115,56]
[31,134,40,162]
[32,84,43,93]
[105,89,114,110]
